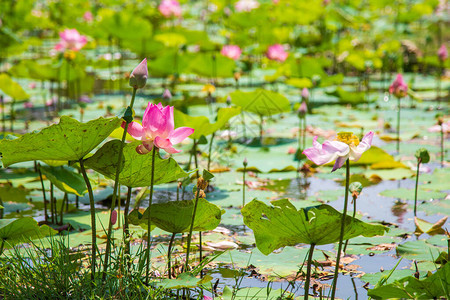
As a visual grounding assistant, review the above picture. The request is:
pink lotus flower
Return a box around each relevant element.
[83,11,93,22]
[388,74,408,98]
[158,0,182,18]
[266,44,288,62]
[438,44,448,61]
[287,147,296,154]
[55,29,87,52]
[303,132,373,172]
[235,0,260,12]
[23,102,33,109]
[162,88,172,100]
[428,120,450,134]
[298,101,307,118]
[301,88,309,99]
[123,103,194,154]
[221,45,242,60]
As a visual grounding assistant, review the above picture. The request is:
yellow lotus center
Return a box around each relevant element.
[336,132,360,146]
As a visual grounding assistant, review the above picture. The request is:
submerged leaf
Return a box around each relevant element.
[242,199,388,255]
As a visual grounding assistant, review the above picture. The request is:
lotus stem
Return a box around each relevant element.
[123,187,132,257]
[414,158,421,217]
[242,166,246,207]
[396,96,401,153]
[304,243,315,300]
[330,159,350,300]
[50,183,55,224]
[79,158,96,281]
[185,180,201,272]
[207,132,215,171]
[343,194,357,254]
[102,87,137,281]
[37,164,48,223]
[167,233,176,279]
[440,125,444,168]
[146,145,157,284]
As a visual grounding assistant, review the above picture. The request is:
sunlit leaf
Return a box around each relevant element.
[128,198,223,233]
[0,218,57,248]
[85,140,188,188]
[242,199,387,255]
[229,89,290,116]
[0,116,121,167]
[39,165,86,196]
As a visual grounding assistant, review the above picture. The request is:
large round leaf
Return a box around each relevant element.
[0,217,57,248]
[128,198,223,233]
[174,107,241,140]
[0,73,29,101]
[0,116,121,167]
[84,140,188,188]
[39,165,87,196]
[229,89,291,116]
[242,199,388,255]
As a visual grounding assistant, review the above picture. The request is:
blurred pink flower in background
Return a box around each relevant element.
[123,103,194,154]
[301,87,309,99]
[438,44,448,61]
[23,102,34,109]
[428,120,450,134]
[266,44,288,62]
[389,74,408,98]
[54,29,87,52]
[83,11,93,22]
[159,0,182,18]
[235,0,260,12]
[29,82,37,89]
[221,45,242,60]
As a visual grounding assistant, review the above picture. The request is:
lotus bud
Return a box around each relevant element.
[297,101,307,118]
[415,148,430,164]
[243,157,248,167]
[438,44,448,61]
[129,58,148,89]
[301,88,309,100]
[226,95,232,106]
[162,88,172,100]
[111,209,118,225]
[349,182,363,198]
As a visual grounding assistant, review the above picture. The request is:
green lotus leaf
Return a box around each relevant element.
[0,116,121,167]
[367,262,450,299]
[85,140,188,188]
[242,199,388,255]
[0,217,57,248]
[39,165,86,196]
[0,183,29,203]
[128,198,223,233]
[0,73,29,101]
[229,89,290,116]
[158,273,213,289]
[174,107,241,140]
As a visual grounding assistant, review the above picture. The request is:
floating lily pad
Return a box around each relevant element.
[157,273,212,289]
[396,240,444,262]
[379,188,446,201]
